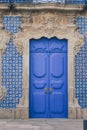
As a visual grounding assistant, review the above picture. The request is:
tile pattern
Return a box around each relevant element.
[14,0,32,3]
[76,17,87,34]
[33,0,85,4]
[3,16,21,34]
[33,0,65,4]
[0,0,30,3]
[0,16,23,108]
[0,0,86,4]
[75,17,87,108]
[0,0,9,2]
[66,0,85,4]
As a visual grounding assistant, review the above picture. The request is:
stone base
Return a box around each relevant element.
[69,107,87,119]
[69,107,77,119]
[0,108,28,119]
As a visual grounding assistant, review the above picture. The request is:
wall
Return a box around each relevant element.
[0,5,86,118]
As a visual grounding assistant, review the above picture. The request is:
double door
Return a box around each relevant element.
[29,37,68,118]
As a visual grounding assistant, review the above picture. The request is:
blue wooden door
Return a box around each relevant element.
[29,37,68,118]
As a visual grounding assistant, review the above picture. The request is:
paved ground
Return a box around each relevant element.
[0,119,83,130]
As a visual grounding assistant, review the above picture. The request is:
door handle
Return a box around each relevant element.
[50,87,53,94]
[44,87,53,94]
[44,87,48,94]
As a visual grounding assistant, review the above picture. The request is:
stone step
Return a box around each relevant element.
[19,125,41,130]
[1,124,40,130]
[0,119,83,130]
[0,127,40,130]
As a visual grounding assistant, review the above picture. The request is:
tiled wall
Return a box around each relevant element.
[33,0,65,3]
[0,0,85,4]
[0,16,23,108]
[0,15,86,111]
[75,17,87,108]
[3,16,21,34]
[0,0,30,3]
[33,0,85,4]
[66,0,85,4]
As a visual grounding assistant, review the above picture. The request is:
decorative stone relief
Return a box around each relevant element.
[0,87,6,101]
[0,30,10,101]
[15,12,76,40]
[0,31,11,54]
[74,27,84,55]
[66,13,76,25]
[21,12,69,29]
[13,27,24,55]
[13,39,24,55]
[13,11,84,113]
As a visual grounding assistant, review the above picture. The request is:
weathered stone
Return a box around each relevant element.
[82,109,87,119]
[14,109,21,119]
[69,108,76,119]
[0,110,12,119]
[76,108,82,119]
[20,108,28,119]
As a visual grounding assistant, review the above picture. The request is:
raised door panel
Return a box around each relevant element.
[33,54,47,78]
[49,37,68,118]
[30,37,49,118]
[50,54,64,78]
[49,38,67,53]
[50,93,64,113]
[30,53,48,118]
[29,37,68,118]
[50,52,68,118]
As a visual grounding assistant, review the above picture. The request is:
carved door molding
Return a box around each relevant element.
[13,13,84,118]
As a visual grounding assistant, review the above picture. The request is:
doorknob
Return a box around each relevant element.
[50,87,53,94]
[44,87,48,94]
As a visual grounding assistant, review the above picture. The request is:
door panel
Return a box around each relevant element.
[30,53,49,118]
[33,53,47,77]
[29,38,49,118]
[50,54,64,78]
[50,53,67,117]
[29,37,68,118]
[33,92,46,113]
[33,80,46,89]
[50,93,64,113]
[51,80,64,89]
[49,38,67,53]
[49,38,68,118]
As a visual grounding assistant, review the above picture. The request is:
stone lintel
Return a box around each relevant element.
[15,4,85,11]
[0,3,85,11]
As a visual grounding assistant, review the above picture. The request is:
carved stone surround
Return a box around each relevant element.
[0,10,85,119]
[13,11,84,119]
[0,30,10,102]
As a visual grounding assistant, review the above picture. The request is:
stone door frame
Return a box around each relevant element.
[13,13,84,118]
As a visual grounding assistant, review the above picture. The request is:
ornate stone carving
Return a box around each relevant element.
[73,97,81,108]
[67,13,76,25]
[0,30,11,54]
[13,36,24,55]
[74,27,84,55]
[21,12,69,33]
[14,39,24,55]
[0,87,6,101]
[0,30,10,102]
